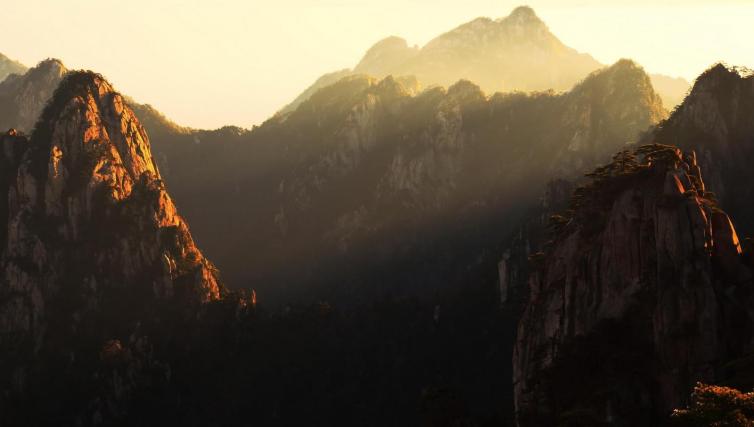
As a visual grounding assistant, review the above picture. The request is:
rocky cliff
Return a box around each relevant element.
[0,72,222,402]
[647,63,754,234]
[513,145,754,425]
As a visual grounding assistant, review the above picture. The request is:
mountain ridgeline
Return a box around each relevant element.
[281,6,689,114]
[0,18,752,425]
[0,55,665,303]
[148,59,665,304]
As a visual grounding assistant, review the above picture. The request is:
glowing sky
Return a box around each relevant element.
[3,0,753,129]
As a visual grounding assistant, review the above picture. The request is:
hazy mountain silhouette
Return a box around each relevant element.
[0,59,66,132]
[133,59,665,305]
[281,6,689,114]
[0,53,27,82]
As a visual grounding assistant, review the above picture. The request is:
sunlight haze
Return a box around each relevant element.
[3,0,753,128]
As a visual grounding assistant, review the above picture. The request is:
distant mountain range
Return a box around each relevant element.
[0,52,27,82]
[280,6,689,114]
[0,53,668,303]
[132,59,665,304]
[1,10,753,426]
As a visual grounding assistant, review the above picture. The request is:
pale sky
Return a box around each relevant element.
[3,0,753,129]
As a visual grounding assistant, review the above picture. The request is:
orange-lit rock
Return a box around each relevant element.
[0,72,223,363]
[513,145,754,426]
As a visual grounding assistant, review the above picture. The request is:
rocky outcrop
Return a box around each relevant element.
[513,145,754,425]
[0,72,222,387]
[647,63,754,234]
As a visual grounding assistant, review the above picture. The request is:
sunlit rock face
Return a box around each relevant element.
[647,63,754,234]
[0,72,222,374]
[513,145,754,426]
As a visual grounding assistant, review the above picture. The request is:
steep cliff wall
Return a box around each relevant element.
[648,64,754,233]
[513,145,754,425]
[0,72,222,399]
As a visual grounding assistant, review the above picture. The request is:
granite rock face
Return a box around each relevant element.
[512,145,754,425]
[648,63,754,234]
[0,72,222,381]
[498,179,573,309]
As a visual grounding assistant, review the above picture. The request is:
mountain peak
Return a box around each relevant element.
[354,36,419,76]
[25,58,67,82]
[0,58,68,133]
[692,62,753,91]
[509,5,537,19]
[0,70,223,356]
[501,5,544,26]
[36,57,66,71]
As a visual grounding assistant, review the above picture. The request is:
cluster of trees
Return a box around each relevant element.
[672,383,754,426]
[3,283,517,426]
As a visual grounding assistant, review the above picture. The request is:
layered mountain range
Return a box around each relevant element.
[142,59,665,303]
[0,11,752,423]
[0,54,668,303]
[281,6,689,114]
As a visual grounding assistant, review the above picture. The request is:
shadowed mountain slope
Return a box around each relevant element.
[150,59,665,303]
